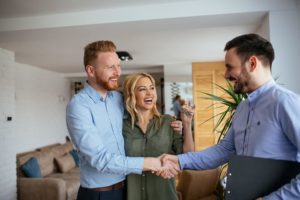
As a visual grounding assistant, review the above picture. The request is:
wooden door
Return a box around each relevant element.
[192,61,228,150]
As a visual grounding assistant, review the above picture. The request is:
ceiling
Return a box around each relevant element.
[0,0,295,76]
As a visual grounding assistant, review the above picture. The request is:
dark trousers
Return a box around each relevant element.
[77,186,125,200]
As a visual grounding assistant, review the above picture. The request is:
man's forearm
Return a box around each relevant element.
[143,157,161,171]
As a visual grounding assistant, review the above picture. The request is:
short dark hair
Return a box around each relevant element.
[83,40,116,67]
[175,95,181,100]
[224,33,275,68]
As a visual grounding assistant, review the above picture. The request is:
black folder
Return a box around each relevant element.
[225,155,300,200]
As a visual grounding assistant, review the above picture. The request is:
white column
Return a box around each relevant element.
[268,6,300,94]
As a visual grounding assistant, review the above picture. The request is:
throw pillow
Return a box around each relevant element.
[55,153,76,173]
[36,151,54,177]
[21,157,42,178]
[69,149,79,167]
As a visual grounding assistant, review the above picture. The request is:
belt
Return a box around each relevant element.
[90,181,124,192]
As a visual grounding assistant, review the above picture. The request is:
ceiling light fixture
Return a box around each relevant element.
[117,51,133,61]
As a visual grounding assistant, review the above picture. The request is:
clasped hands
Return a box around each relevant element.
[145,154,180,179]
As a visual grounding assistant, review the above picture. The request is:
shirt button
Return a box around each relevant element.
[142,187,145,190]
[142,174,145,176]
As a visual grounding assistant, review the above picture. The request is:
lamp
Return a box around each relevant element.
[117,51,133,61]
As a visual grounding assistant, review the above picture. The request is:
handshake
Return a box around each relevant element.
[143,154,181,179]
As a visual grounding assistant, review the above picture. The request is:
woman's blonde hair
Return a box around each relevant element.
[123,73,161,128]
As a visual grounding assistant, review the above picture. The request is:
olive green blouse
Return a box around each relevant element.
[123,115,183,200]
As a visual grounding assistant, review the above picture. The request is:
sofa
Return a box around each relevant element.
[16,140,80,200]
[176,168,220,200]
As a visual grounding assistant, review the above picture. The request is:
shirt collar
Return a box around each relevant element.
[124,114,155,127]
[247,79,275,106]
[83,81,114,103]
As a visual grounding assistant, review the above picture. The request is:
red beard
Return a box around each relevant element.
[95,75,119,91]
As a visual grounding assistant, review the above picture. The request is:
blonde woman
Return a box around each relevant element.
[122,73,194,200]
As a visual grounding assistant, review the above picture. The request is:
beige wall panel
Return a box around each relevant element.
[192,61,228,150]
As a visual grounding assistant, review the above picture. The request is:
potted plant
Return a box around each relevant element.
[201,81,248,199]
[201,81,248,142]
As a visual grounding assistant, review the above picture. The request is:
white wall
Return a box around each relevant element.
[0,48,70,200]
[0,48,16,200]
[15,63,71,152]
[268,7,300,94]
[256,14,270,40]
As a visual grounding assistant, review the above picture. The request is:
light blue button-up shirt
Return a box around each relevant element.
[66,82,144,188]
[179,79,300,199]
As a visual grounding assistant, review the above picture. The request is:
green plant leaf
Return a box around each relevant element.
[200,81,247,142]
